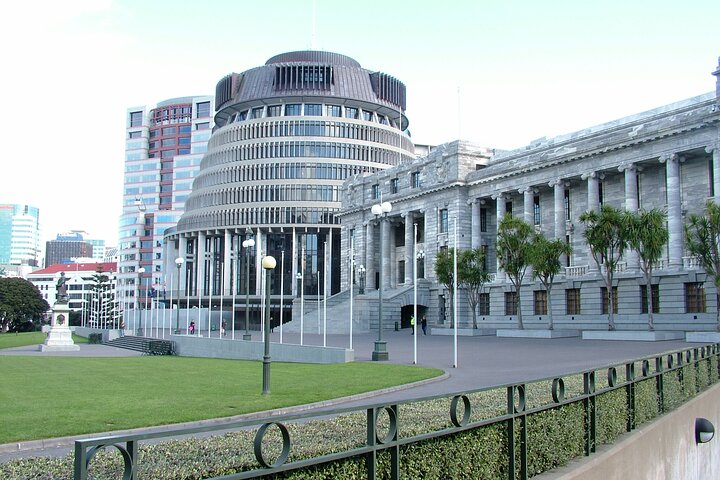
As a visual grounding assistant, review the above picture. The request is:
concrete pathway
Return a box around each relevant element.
[0,329,698,462]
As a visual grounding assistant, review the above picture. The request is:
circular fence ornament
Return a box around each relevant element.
[642,360,651,377]
[253,422,291,469]
[514,385,526,413]
[607,367,617,387]
[450,395,471,427]
[552,378,565,403]
[86,444,133,480]
[374,407,397,445]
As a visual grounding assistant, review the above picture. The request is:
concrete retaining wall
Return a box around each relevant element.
[170,334,354,364]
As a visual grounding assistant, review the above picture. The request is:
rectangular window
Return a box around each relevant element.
[304,104,322,116]
[506,201,513,216]
[251,107,263,119]
[439,209,449,234]
[130,111,143,127]
[709,159,715,198]
[480,207,487,232]
[566,289,581,315]
[195,122,210,130]
[564,188,571,221]
[417,254,425,279]
[640,285,660,314]
[505,291,518,316]
[326,105,341,117]
[362,110,373,121]
[285,104,301,116]
[371,184,380,200]
[196,101,211,118]
[129,131,142,139]
[533,195,541,225]
[478,293,490,316]
[598,182,604,206]
[601,287,618,314]
[390,178,399,194]
[267,105,282,117]
[534,290,548,315]
[685,282,706,313]
[398,260,405,283]
[345,107,358,119]
[161,138,176,147]
[411,171,420,188]
[162,127,176,136]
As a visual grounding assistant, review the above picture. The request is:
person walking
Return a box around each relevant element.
[410,315,415,334]
[421,315,427,335]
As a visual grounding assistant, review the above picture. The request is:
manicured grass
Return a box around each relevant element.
[0,356,442,444]
[0,331,87,349]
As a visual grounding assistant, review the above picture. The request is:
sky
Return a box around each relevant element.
[1,0,718,251]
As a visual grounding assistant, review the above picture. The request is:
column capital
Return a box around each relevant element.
[491,192,505,200]
[659,153,684,164]
[518,186,536,195]
[548,178,566,188]
[617,163,639,173]
[581,171,597,181]
[706,144,719,155]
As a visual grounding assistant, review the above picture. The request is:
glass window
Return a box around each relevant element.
[345,107,358,119]
[480,208,487,232]
[533,195,541,225]
[285,104,301,116]
[178,137,191,145]
[564,189,571,221]
[179,125,191,133]
[640,285,660,314]
[195,122,210,130]
[326,105,341,117]
[390,178,399,194]
[411,171,420,188]
[372,184,380,200]
[534,290,547,315]
[161,150,175,158]
[566,289,581,315]
[685,283,706,313]
[267,105,282,117]
[439,209,448,234]
[130,111,143,127]
[251,107,263,119]
[162,127,176,136]
[304,104,322,116]
[149,130,158,138]
[601,287,618,314]
[129,131,142,139]
[505,292,518,316]
[161,138,176,147]
[478,293,490,316]
[362,110,373,121]
[196,101,211,118]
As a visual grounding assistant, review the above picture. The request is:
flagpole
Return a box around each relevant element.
[323,240,327,347]
[167,273,173,340]
[220,263,225,339]
[280,250,285,344]
[349,236,354,351]
[453,217,458,368]
[232,250,237,340]
[413,223,418,365]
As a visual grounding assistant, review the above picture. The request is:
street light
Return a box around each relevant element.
[296,271,304,345]
[137,267,146,335]
[358,265,366,295]
[174,257,184,334]
[371,201,392,361]
[242,234,255,341]
[261,255,277,395]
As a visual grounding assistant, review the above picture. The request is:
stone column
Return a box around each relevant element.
[197,232,206,297]
[621,164,640,270]
[707,145,720,204]
[551,180,565,240]
[494,193,506,281]
[223,231,232,296]
[471,200,481,248]
[365,221,375,290]
[404,212,414,284]
[583,172,599,213]
[661,154,684,269]
[522,187,534,225]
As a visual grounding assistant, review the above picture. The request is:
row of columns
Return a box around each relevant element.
[474,147,720,276]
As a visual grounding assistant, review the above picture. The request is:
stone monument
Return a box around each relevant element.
[40,272,80,352]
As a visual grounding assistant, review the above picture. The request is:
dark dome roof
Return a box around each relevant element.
[265,51,361,68]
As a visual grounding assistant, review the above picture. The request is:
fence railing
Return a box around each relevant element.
[565,265,589,277]
[73,344,720,480]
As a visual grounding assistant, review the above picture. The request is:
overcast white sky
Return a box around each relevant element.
[1,0,718,249]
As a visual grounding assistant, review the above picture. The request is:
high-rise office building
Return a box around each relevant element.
[45,231,105,266]
[0,203,41,271]
[163,51,414,326]
[118,96,214,311]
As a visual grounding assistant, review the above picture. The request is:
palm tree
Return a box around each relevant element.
[434,248,455,327]
[496,214,535,329]
[627,209,668,331]
[458,247,491,328]
[580,205,631,331]
[685,201,720,331]
[529,235,572,330]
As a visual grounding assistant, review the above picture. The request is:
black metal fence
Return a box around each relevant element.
[73,344,720,479]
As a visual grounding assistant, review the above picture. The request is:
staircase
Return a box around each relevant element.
[105,336,151,353]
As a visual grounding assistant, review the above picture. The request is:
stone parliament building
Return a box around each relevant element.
[337,57,720,334]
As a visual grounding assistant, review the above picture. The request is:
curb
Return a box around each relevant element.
[0,372,450,456]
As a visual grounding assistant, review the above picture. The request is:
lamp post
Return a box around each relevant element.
[358,265,366,295]
[371,201,392,361]
[296,271,304,345]
[242,235,255,341]
[174,257,184,333]
[137,267,145,335]
[261,255,277,395]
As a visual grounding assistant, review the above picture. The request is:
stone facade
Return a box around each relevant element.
[338,61,720,332]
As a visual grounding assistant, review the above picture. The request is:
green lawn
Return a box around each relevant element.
[0,331,87,349]
[0,356,442,444]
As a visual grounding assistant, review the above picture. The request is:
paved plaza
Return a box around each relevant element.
[0,329,697,461]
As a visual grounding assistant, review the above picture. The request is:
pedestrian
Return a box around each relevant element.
[189,320,195,335]
[221,320,226,337]
[120,320,125,337]
[421,315,427,335]
[410,315,415,334]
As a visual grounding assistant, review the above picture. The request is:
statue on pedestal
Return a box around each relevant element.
[56,272,68,304]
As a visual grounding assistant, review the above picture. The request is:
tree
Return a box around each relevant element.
[496,214,535,329]
[88,266,122,328]
[627,209,668,331]
[0,278,50,332]
[529,235,572,330]
[458,247,491,329]
[434,247,455,327]
[580,205,631,331]
[685,201,720,331]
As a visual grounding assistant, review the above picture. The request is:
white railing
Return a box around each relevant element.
[683,256,703,269]
[651,259,666,270]
[565,265,589,277]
